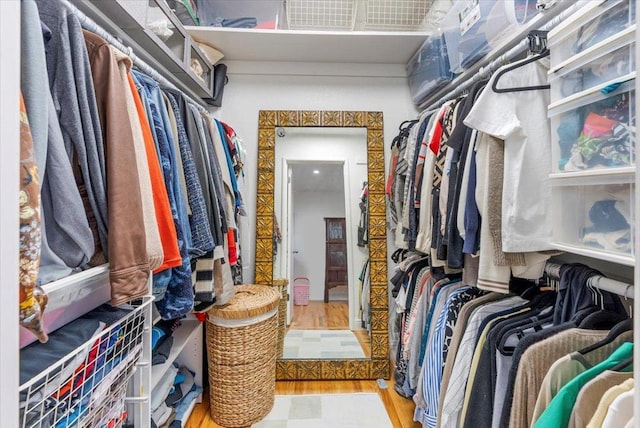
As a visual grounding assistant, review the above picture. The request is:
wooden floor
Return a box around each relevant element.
[288,300,371,356]
[186,300,421,428]
[289,300,350,329]
[186,377,422,428]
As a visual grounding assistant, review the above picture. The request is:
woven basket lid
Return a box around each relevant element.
[209,285,280,320]
[272,278,289,286]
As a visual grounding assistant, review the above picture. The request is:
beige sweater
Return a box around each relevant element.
[569,370,633,428]
[508,328,633,428]
[112,46,163,271]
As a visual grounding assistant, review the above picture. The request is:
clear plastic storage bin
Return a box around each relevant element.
[117,0,187,60]
[550,176,635,263]
[548,0,636,71]
[197,0,284,29]
[440,0,538,73]
[549,80,635,173]
[548,33,635,103]
[407,34,453,105]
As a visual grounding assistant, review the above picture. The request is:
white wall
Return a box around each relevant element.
[219,62,418,286]
[273,128,368,324]
[293,190,345,301]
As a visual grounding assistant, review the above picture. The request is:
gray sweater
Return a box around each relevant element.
[38,0,108,258]
[23,0,93,282]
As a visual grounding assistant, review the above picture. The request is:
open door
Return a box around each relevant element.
[285,163,294,325]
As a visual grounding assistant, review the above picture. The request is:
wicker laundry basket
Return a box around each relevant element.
[206,284,280,427]
[271,278,289,358]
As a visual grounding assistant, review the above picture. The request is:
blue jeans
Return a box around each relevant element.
[131,71,194,319]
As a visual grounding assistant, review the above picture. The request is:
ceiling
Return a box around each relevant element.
[291,162,344,193]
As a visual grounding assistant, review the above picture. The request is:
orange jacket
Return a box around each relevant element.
[127,73,182,273]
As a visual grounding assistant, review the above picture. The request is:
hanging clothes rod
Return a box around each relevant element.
[60,0,209,114]
[418,1,580,114]
[544,262,634,299]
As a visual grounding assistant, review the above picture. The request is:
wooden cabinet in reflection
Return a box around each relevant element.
[324,217,348,303]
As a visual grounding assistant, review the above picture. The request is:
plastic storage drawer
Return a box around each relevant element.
[548,30,635,103]
[440,0,538,73]
[549,80,635,173]
[407,34,453,105]
[548,0,636,71]
[550,175,634,264]
[117,0,188,61]
[197,0,284,29]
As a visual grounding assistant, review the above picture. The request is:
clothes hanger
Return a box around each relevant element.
[491,31,551,93]
[610,355,633,372]
[578,310,629,330]
[624,284,633,318]
[576,318,633,355]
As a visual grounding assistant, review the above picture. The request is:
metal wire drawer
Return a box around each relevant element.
[19,297,153,428]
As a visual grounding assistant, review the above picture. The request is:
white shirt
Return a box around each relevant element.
[602,389,634,428]
[464,57,553,252]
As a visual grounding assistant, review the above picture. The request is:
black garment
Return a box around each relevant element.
[462,304,553,428]
[407,118,431,250]
[445,81,489,268]
[553,263,627,324]
[496,307,599,428]
[474,291,556,345]
[441,101,466,269]
[431,103,460,260]
[198,103,229,236]
[152,335,174,365]
[393,258,430,396]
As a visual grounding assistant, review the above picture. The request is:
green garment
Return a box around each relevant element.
[534,342,633,428]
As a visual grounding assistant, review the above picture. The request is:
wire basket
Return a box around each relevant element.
[19,297,152,428]
[286,0,358,31]
[363,0,429,31]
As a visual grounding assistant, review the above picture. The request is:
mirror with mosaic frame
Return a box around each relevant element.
[255,109,390,380]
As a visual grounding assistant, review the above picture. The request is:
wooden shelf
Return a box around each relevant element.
[185,27,428,64]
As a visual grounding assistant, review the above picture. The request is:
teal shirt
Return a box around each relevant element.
[534,342,633,428]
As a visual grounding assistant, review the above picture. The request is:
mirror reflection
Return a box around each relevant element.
[273,127,371,359]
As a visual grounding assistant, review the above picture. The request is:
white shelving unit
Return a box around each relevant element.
[151,319,204,391]
[2,1,209,426]
[1,1,21,425]
[19,266,111,348]
[549,243,635,267]
[69,0,216,104]
[547,0,637,272]
[547,0,640,419]
[185,26,428,65]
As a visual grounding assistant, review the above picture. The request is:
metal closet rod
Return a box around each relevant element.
[544,262,634,299]
[59,0,209,114]
[418,1,580,115]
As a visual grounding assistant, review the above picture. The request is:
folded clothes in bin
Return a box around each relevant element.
[197,0,282,29]
[407,34,453,105]
[442,0,538,73]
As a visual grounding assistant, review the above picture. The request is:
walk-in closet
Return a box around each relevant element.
[1,1,639,427]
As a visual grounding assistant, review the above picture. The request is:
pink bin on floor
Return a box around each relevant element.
[293,277,310,306]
